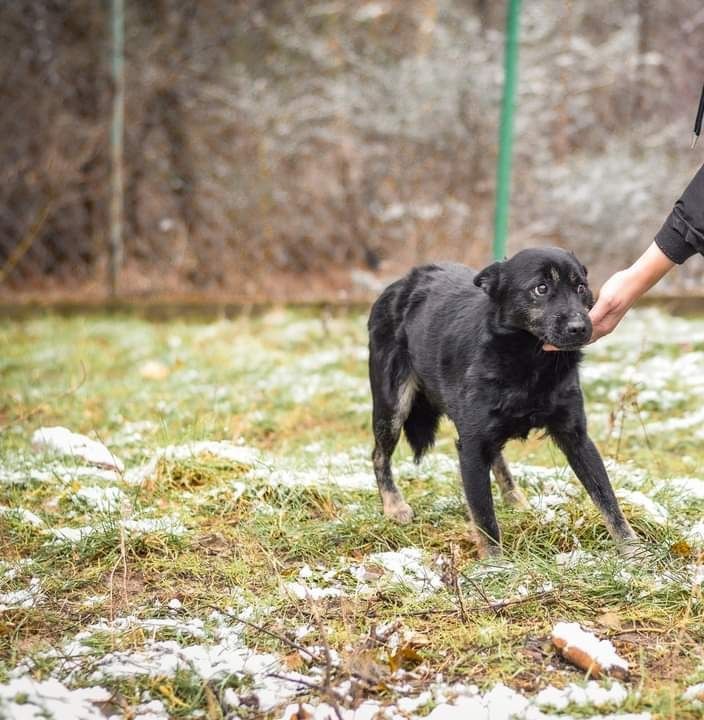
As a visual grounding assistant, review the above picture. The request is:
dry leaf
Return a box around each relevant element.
[596,611,622,631]
[671,540,693,558]
[284,651,305,670]
[388,644,423,673]
[203,683,223,720]
[140,360,170,380]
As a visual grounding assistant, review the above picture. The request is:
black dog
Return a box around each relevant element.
[368,247,637,558]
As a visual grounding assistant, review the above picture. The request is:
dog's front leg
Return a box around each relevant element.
[457,437,502,559]
[551,426,638,554]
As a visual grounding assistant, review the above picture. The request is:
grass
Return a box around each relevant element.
[1,307,704,718]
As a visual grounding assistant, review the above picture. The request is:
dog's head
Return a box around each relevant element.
[474,247,594,350]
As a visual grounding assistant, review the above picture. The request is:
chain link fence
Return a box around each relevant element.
[2,0,703,304]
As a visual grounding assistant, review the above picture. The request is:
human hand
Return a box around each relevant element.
[586,269,636,344]
[543,269,637,351]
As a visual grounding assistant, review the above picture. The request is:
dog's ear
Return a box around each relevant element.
[474,261,504,298]
[569,251,588,277]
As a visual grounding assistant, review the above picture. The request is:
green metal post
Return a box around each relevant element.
[493,0,522,261]
[110,0,125,296]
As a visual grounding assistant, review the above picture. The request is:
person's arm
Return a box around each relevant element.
[544,161,704,350]
[586,242,674,343]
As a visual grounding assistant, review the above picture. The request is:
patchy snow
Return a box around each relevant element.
[63,612,313,713]
[0,560,30,581]
[535,681,628,710]
[646,406,704,434]
[659,476,704,501]
[250,466,377,491]
[555,550,596,568]
[683,682,704,705]
[0,464,56,485]
[120,517,187,535]
[49,515,186,543]
[615,490,668,524]
[552,622,629,674]
[0,460,121,487]
[32,426,124,472]
[0,505,43,526]
[351,547,443,596]
[273,677,646,720]
[284,582,343,601]
[74,486,128,512]
[0,677,111,720]
[124,441,259,485]
[0,577,42,611]
[688,521,704,544]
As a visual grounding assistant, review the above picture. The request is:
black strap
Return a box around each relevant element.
[692,82,704,148]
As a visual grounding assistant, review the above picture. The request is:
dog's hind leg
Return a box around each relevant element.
[491,454,530,510]
[371,376,416,524]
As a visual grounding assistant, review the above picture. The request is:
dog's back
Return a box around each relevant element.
[368,262,482,462]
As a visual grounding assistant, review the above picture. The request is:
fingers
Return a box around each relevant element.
[588,295,612,326]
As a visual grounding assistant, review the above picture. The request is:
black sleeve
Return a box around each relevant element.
[654,163,704,264]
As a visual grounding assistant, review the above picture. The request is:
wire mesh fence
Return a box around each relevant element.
[2,0,703,303]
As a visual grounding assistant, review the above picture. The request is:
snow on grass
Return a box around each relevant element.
[73,486,128,512]
[0,561,28,582]
[283,550,444,601]
[32,426,124,472]
[688,521,704,544]
[0,577,42,611]
[351,547,443,596]
[0,505,43,526]
[645,406,704,434]
[123,440,259,485]
[1,456,120,486]
[48,515,186,543]
[31,610,316,714]
[0,677,111,720]
[284,582,344,601]
[683,682,704,705]
[659,476,704,500]
[535,681,628,710]
[615,490,668,524]
[4,309,704,717]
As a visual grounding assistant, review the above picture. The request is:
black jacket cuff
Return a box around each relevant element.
[655,209,698,264]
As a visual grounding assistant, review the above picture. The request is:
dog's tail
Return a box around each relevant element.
[403,392,440,464]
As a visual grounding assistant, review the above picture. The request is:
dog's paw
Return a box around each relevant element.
[475,535,503,560]
[383,498,414,524]
[618,537,644,560]
[504,488,530,511]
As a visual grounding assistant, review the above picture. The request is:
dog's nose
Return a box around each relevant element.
[566,318,588,337]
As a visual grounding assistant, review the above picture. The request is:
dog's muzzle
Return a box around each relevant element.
[548,313,592,349]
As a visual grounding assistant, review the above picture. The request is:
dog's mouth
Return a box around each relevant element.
[541,334,589,351]
[548,340,587,351]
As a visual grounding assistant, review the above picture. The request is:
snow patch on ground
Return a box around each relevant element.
[351,547,443,596]
[49,515,186,543]
[0,677,111,720]
[615,490,668,524]
[0,577,43,611]
[32,426,124,472]
[683,682,704,705]
[124,440,259,485]
[74,486,128,512]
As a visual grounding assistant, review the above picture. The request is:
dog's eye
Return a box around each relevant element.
[534,284,548,296]
[577,284,587,295]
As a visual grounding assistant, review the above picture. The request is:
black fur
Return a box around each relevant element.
[368,247,637,557]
